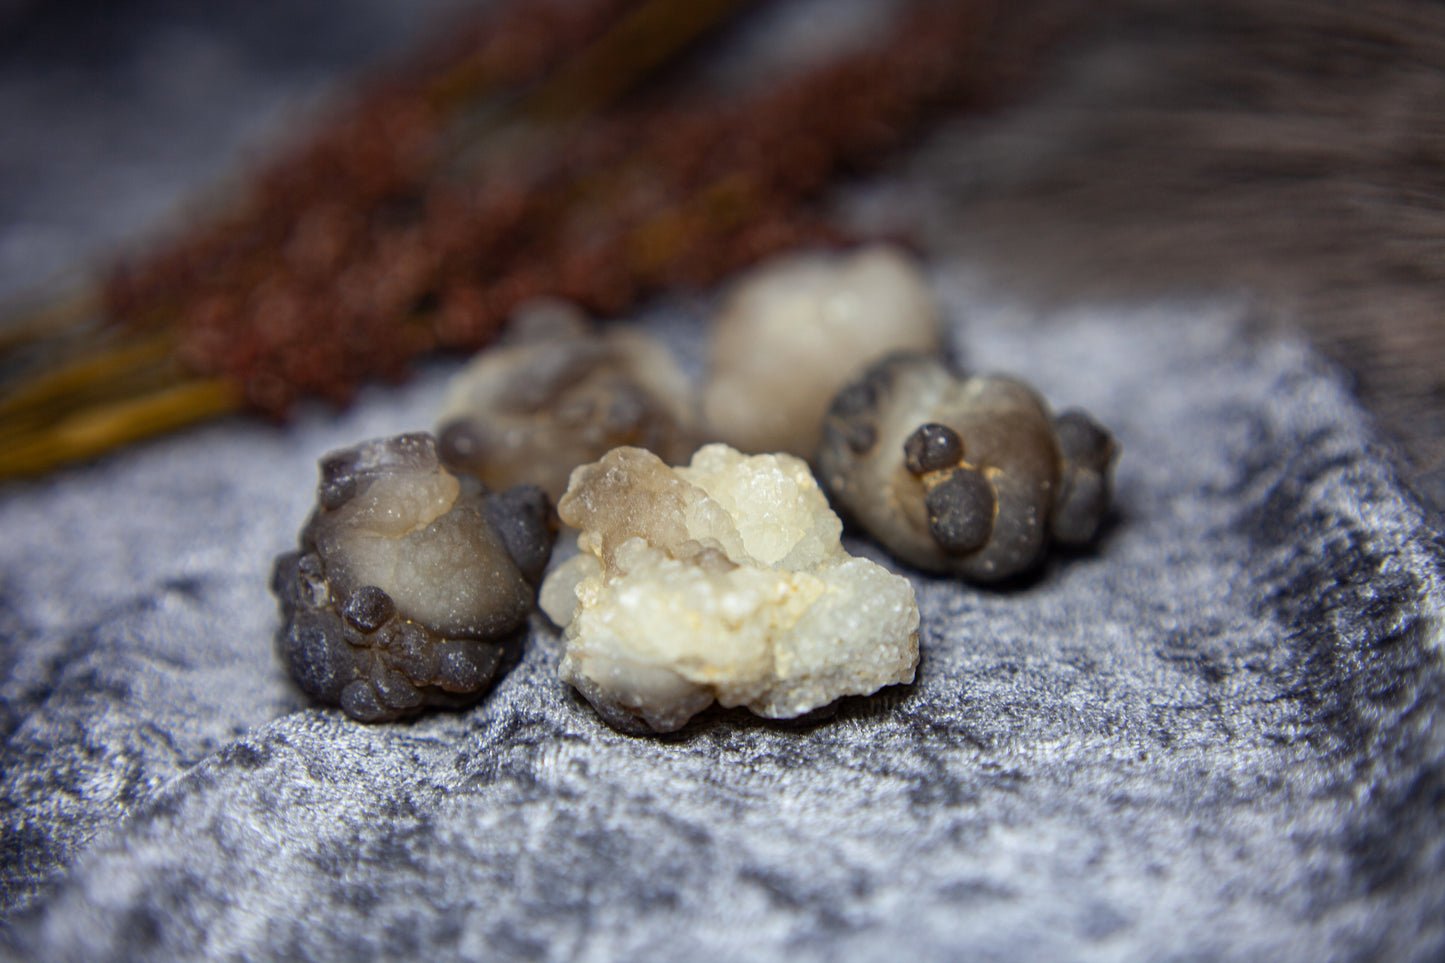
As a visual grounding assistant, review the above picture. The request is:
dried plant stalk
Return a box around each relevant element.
[0,0,1090,478]
[113,1,1006,417]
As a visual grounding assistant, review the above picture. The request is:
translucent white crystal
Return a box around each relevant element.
[702,244,941,458]
[541,443,919,732]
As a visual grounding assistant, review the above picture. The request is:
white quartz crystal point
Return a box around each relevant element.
[540,443,920,734]
[702,244,942,458]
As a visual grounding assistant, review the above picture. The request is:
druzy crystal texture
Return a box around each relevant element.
[816,352,1117,582]
[539,443,920,734]
[272,432,555,721]
[702,245,942,458]
[436,298,700,500]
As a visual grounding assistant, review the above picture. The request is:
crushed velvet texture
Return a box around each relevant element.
[0,291,1442,961]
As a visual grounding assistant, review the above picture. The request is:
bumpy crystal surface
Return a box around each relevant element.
[816,352,1118,582]
[540,443,919,734]
[272,432,554,721]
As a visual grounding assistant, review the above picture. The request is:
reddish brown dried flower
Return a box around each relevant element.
[104,0,1074,415]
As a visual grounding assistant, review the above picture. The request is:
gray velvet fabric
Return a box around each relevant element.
[1,285,1443,961]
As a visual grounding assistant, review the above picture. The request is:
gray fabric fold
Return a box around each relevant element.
[2,288,1441,961]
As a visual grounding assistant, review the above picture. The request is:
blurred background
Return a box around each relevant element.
[1,0,1442,505]
[0,0,475,298]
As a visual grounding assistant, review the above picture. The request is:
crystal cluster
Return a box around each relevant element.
[816,352,1117,582]
[272,433,554,721]
[272,245,1119,728]
[539,444,920,733]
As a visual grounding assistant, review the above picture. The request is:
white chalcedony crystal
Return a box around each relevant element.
[702,244,941,458]
[540,443,920,733]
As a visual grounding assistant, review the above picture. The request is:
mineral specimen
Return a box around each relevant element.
[272,432,555,721]
[701,244,942,458]
[436,298,700,501]
[538,443,919,734]
[815,352,1118,582]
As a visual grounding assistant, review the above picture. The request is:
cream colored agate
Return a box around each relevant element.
[311,437,530,640]
[702,244,941,458]
[540,443,919,733]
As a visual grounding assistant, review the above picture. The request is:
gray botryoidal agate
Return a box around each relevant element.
[816,352,1117,581]
[271,432,555,721]
[435,298,700,501]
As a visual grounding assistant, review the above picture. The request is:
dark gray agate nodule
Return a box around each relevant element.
[816,352,1117,582]
[272,432,554,721]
